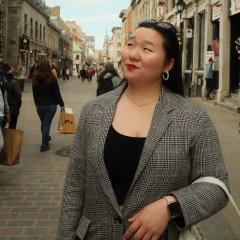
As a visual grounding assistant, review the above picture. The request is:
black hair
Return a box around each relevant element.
[137,20,184,97]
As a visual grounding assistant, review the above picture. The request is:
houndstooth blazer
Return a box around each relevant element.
[58,82,228,240]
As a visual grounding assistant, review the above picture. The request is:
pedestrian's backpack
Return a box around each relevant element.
[96,74,114,96]
[6,76,22,107]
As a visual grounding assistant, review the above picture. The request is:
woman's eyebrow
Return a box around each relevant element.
[128,36,154,46]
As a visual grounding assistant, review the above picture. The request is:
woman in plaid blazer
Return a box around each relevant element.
[58,20,228,240]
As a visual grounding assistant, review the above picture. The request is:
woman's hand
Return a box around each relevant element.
[5,112,11,124]
[123,198,171,240]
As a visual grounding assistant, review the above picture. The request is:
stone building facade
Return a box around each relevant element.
[66,21,86,76]
[0,0,6,57]
[120,0,240,107]
[47,20,61,66]
[48,6,73,74]
[5,0,49,76]
[108,27,122,69]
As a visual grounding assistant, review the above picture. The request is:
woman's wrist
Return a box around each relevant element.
[162,195,182,220]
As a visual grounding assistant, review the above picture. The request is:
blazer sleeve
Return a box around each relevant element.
[171,109,229,228]
[58,103,89,240]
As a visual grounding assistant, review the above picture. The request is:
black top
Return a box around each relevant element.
[32,80,64,107]
[104,125,146,205]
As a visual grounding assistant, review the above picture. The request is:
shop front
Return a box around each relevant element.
[230,0,240,93]
[211,2,221,91]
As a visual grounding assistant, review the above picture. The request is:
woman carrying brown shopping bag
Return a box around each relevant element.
[32,60,64,152]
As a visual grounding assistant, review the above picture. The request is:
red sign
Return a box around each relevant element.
[212,39,219,56]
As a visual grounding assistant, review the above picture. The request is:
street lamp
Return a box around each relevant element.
[158,0,165,6]
[176,0,186,28]
[176,0,186,15]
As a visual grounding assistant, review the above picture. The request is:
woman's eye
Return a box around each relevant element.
[143,48,152,52]
[126,43,133,47]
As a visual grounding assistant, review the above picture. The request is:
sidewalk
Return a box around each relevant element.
[0,77,96,240]
[0,79,239,239]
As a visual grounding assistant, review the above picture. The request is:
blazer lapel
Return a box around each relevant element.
[127,88,175,195]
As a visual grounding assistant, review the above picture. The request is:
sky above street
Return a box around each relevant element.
[45,0,130,50]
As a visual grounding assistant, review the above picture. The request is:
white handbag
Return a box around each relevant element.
[179,176,240,240]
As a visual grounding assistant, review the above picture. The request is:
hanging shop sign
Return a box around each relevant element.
[212,2,222,21]
[230,0,240,15]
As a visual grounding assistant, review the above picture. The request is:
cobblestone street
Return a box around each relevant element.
[0,77,96,240]
[0,77,239,239]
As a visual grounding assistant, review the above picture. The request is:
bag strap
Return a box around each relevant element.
[193,176,240,216]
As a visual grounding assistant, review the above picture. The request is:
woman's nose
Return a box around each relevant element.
[129,48,140,61]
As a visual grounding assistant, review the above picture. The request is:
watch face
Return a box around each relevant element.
[169,202,181,218]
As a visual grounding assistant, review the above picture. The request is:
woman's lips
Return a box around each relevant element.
[126,64,138,70]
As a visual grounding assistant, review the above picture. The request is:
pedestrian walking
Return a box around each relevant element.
[86,67,93,83]
[96,61,121,96]
[66,68,70,80]
[4,66,22,129]
[205,58,215,100]
[32,60,64,152]
[58,20,228,240]
[62,62,68,81]
[80,68,86,83]
[0,79,10,128]
[0,56,10,127]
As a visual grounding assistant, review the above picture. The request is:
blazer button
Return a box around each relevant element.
[113,216,123,224]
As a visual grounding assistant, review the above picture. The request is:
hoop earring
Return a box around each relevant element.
[163,72,169,81]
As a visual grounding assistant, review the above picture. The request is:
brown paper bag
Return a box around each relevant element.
[0,128,23,166]
[58,112,75,134]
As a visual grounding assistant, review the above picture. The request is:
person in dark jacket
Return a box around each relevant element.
[0,56,10,126]
[96,62,121,96]
[32,60,64,152]
[5,70,22,129]
[80,68,86,82]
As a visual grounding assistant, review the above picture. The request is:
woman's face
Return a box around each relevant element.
[121,27,172,84]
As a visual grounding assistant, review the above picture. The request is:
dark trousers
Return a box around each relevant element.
[36,105,57,146]
[62,69,68,80]
[206,78,214,98]
[9,110,19,129]
[0,116,4,128]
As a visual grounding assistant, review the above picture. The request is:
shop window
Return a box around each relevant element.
[213,20,220,40]
[186,18,194,69]
[43,27,46,44]
[24,14,28,36]
[30,18,33,39]
[35,21,38,41]
[40,24,42,43]
[198,12,205,69]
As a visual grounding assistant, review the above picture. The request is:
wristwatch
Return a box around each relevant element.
[165,198,182,220]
